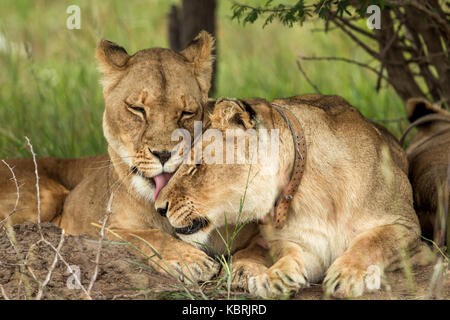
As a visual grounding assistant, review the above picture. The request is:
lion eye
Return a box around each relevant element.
[181,110,196,118]
[127,104,146,118]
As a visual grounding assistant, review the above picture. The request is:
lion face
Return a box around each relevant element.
[155,99,281,246]
[96,32,214,201]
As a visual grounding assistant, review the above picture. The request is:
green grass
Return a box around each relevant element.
[0,0,407,159]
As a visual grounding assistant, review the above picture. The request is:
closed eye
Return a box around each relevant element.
[126,103,146,118]
[181,110,196,118]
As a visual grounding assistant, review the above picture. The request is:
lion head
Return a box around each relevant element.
[96,31,215,202]
[154,98,282,249]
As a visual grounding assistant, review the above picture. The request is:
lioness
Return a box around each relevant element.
[401,98,450,246]
[155,95,432,298]
[0,32,257,282]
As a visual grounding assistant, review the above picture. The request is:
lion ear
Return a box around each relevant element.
[210,99,256,130]
[96,39,130,93]
[96,39,130,72]
[406,98,441,123]
[180,31,215,97]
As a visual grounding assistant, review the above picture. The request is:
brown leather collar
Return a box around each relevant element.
[215,98,307,228]
[271,103,307,228]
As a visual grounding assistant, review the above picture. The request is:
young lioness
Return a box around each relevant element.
[155,96,433,298]
[0,32,258,282]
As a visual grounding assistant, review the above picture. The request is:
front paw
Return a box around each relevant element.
[248,258,308,299]
[227,259,269,290]
[324,256,382,298]
[151,244,219,283]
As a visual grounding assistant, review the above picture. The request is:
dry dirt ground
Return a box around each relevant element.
[0,223,448,300]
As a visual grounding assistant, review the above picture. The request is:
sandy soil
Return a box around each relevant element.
[0,223,448,300]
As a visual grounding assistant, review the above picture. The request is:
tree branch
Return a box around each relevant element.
[331,18,380,59]
[333,15,376,40]
[296,59,322,94]
[298,55,393,86]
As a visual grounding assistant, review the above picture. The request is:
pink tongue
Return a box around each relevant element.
[153,172,172,201]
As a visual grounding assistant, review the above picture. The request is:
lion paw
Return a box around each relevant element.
[227,260,269,290]
[151,247,219,283]
[248,259,308,299]
[324,256,382,298]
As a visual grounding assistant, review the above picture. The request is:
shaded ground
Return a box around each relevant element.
[295,265,450,300]
[0,223,179,300]
[0,223,448,300]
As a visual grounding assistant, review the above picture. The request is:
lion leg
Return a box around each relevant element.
[245,240,321,298]
[228,235,271,290]
[0,164,68,226]
[323,224,427,298]
[106,228,220,283]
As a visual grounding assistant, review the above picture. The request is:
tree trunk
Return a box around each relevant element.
[332,0,450,108]
[168,0,217,93]
[374,10,426,101]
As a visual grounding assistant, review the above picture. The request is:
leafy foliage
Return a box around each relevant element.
[231,0,388,27]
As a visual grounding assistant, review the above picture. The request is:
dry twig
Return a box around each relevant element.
[0,284,9,300]
[35,230,65,300]
[0,160,20,229]
[23,137,92,299]
[24,137,43,239]
[86,193,114,296]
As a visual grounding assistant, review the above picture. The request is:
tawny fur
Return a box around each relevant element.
[404,98,450,243]
[156,95,434,298]
[0,32,247,282]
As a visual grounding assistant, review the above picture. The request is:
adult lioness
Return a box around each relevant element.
[1,32,257,282]
[401,98,450,246]
[155,95,432,298]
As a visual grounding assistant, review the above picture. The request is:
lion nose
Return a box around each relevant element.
[153,150,171,165]
[156,201,169,217]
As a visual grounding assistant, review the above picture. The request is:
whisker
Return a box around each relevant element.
[92,155,137,165]
[87,162,130,171]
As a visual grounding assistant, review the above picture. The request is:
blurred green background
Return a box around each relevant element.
[0,0,406,159]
